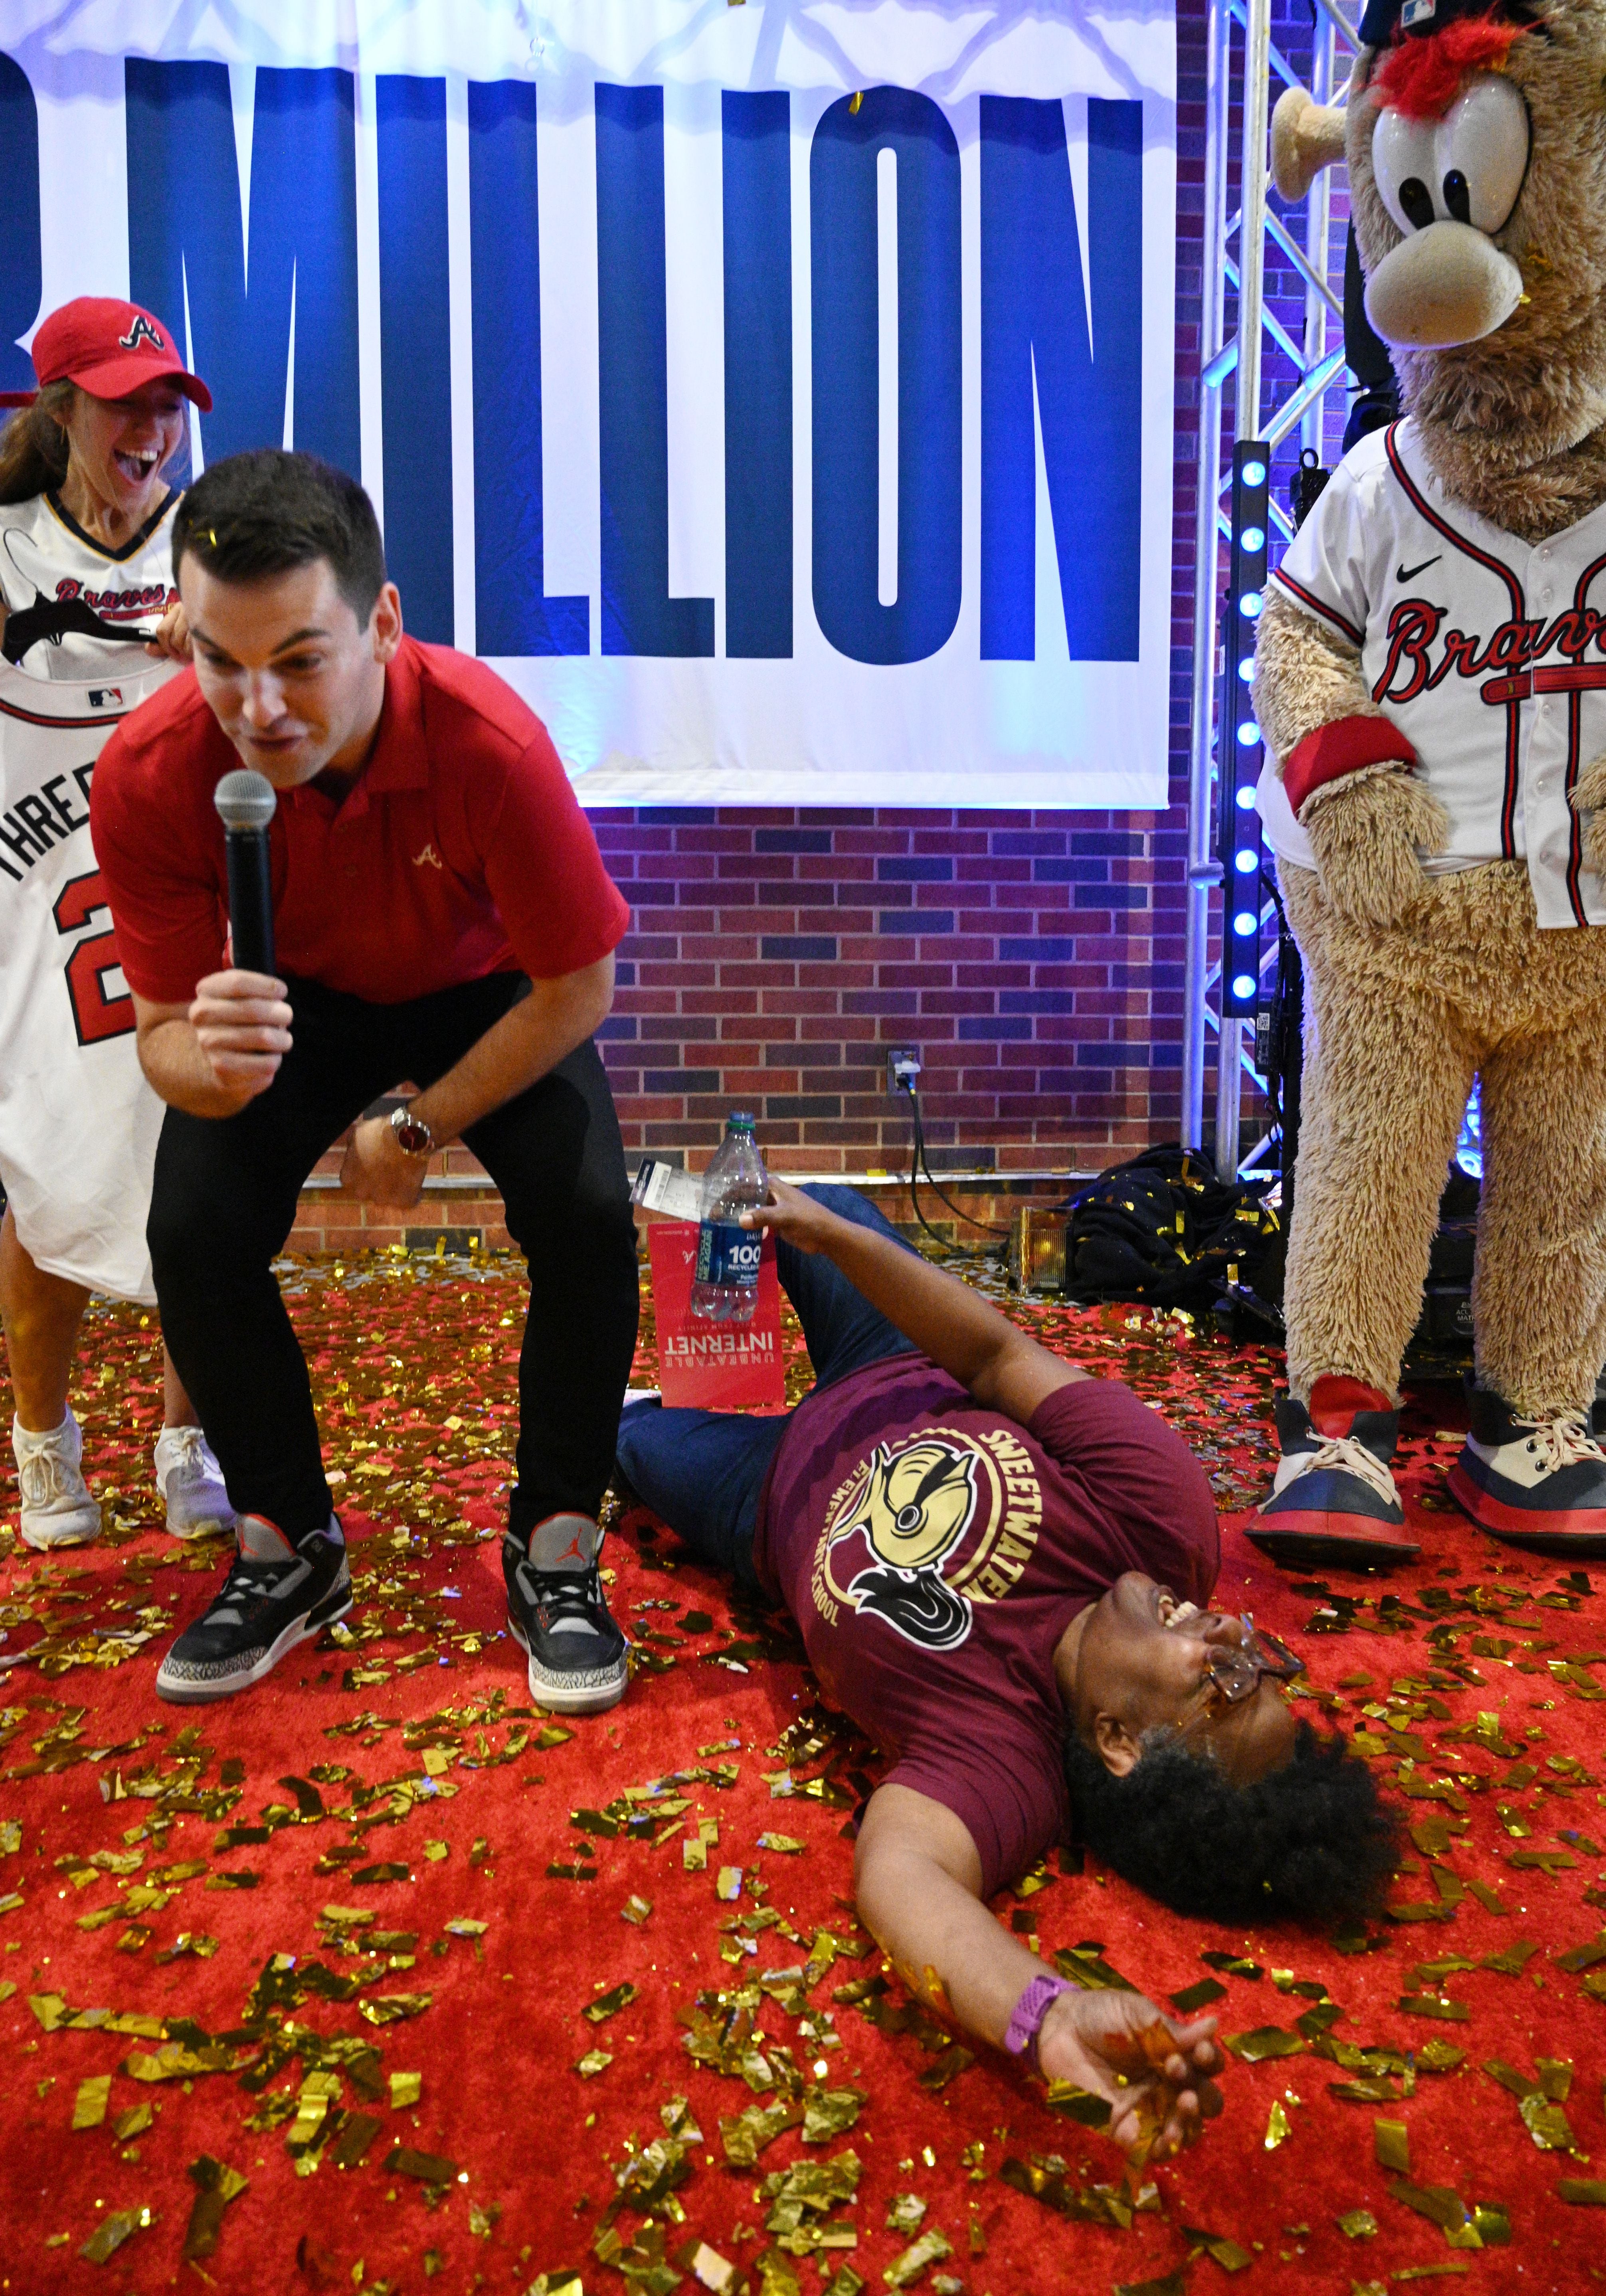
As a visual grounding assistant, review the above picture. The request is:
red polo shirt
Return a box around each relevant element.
[90,636,629,1005]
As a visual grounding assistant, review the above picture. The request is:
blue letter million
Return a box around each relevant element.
[92,64,1145,664]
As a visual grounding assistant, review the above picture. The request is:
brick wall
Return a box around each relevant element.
[587,805,1184,1177]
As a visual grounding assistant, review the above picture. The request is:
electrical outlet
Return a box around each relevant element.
[886,1047,922,1094]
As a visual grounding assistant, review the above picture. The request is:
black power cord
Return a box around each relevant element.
[894,1078,1011,1256]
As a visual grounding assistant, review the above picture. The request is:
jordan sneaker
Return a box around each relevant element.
[155,1514,351,1703]
[13,1410,101,1549]
[1247,1375,1418,1566]
[1448,1387,1606,1553]
[505,1513,628,1715]
[154,1425,236,1541]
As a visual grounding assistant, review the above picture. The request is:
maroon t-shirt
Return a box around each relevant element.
[754,1358,1220,1899]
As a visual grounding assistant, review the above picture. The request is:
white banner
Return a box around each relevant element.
[0,3,1177,807]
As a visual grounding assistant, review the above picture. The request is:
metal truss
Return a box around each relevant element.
[1181,0,1360,1177]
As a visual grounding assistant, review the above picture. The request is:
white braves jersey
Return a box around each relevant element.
[0,490,178,681]
[1257,419,1606,928]
[0,659,172,1302]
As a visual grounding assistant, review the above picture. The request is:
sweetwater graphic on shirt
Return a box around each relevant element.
[810,1423,1044,1651]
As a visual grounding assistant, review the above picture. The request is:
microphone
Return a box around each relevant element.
[213,769,278,978]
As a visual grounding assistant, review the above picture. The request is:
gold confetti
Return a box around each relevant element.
[1338,2210,1378,2239]
[1264,2100,1292,2149]
[1225,2027,1305,2062]
[390,2071,421,2108]
[575,2049,613,2078]
[1559,2180,1606,2204]
[1375,2119,1410,2173]
[1182,2229,1254,2272]
[716,1866,743,1901]
[71,2075,111,2129]
[79,2207,146,2263]
[884,2230,952,2286]
[692,2243,737,2292]
[848,90,863,113]
[583,1981,638,2024]
[384,2145,460,2185]
[621,1894,653,1925]
[424,1841,449,1861]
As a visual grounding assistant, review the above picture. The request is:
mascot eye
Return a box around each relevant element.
[1372,107,1442,234]
[1434,74,1529,234]
[1371,74,1529,239]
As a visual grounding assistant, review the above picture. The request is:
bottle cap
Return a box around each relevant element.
[728,1111,756,1131]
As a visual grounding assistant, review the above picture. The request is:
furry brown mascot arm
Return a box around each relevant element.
[1571,753,1606,883]
[1252,586,1449,927]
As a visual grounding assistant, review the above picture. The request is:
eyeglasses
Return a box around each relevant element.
[1177,1614,1302,1736]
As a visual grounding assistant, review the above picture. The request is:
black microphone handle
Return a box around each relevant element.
[224,826,276,978]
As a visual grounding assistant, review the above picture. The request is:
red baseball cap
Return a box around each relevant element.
[0,296,212,412]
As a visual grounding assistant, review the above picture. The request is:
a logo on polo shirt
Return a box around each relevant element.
[117,315,164,352]
[412,842,443,869]
[810,1422,1045,1651]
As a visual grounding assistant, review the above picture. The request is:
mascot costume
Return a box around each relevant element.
[1247,0,1606,1563]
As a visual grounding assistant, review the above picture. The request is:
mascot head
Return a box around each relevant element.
[1347,0,1606,477]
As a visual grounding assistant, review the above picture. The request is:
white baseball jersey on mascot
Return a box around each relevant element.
[1257,417,1606,928]
[0,492,178,681]
[0,661,170,1301]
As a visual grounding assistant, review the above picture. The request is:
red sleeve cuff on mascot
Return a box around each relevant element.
[1284,714,1419,816]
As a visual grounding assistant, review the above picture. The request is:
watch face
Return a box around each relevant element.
[392,1111,431,1155]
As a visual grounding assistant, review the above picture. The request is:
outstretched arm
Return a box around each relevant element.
[744,1180,1090,1424]
[854,1784,1224,2163]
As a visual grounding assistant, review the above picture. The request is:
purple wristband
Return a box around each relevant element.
[1004,1972,1074,2072]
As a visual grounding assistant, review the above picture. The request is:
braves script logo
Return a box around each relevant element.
[53,578,175,625]
[1375,596,1606,707]
[411,843,443,869]
[810,1423,1045,1651]
[117,315,164,352]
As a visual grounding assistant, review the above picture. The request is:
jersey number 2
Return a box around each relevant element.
[54,870,134,1047]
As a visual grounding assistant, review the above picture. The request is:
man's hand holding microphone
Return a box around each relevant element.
[188,769,294,1109]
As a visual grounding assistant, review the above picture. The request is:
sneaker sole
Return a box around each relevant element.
[506,1610,628,1717]
[20,1518,101,1551]
[1446,1463,1606,1555]
[165,1509,237,1543]
[1246,1512,1420,1567]
[155,1588,353,1705]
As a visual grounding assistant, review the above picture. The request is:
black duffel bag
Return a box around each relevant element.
[1066,1145,1278,1309]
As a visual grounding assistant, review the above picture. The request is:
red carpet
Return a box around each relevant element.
[1,1252,1604,2295]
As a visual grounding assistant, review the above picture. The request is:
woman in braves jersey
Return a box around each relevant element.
[0,297,230,1550]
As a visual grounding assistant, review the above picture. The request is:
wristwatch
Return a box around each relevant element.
[388,1103,436,1158]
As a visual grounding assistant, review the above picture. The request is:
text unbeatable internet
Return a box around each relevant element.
[663,1333,778,1358]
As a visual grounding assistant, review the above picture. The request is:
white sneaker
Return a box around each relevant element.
[154,1426,235,1541]
[13,1410,101,1549]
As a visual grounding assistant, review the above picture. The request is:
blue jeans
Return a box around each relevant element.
[615,1185,915,1590]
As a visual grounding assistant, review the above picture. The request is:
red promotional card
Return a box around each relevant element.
[647,1221,788,1411]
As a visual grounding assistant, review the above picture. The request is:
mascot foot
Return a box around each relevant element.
[1447,1389,1606,1554]
[1247,1376,1419,1567]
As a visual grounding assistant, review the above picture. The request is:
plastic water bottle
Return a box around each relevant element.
[690,1113,767,1324]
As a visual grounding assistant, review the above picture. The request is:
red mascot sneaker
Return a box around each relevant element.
[1247,1374,1420,1567]
[1447,1388,1606,1554]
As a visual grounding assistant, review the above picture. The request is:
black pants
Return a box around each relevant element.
[148,972,640,1543]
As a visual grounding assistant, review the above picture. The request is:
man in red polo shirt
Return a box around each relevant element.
[91,448,639,1709]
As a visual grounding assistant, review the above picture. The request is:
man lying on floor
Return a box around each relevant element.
[617,1182,1399,2162]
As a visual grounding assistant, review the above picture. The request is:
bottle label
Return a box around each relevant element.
[696,1219,761,1288]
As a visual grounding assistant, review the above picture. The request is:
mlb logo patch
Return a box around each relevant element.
[1401,0,1437,25]
[87,688,123,708]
